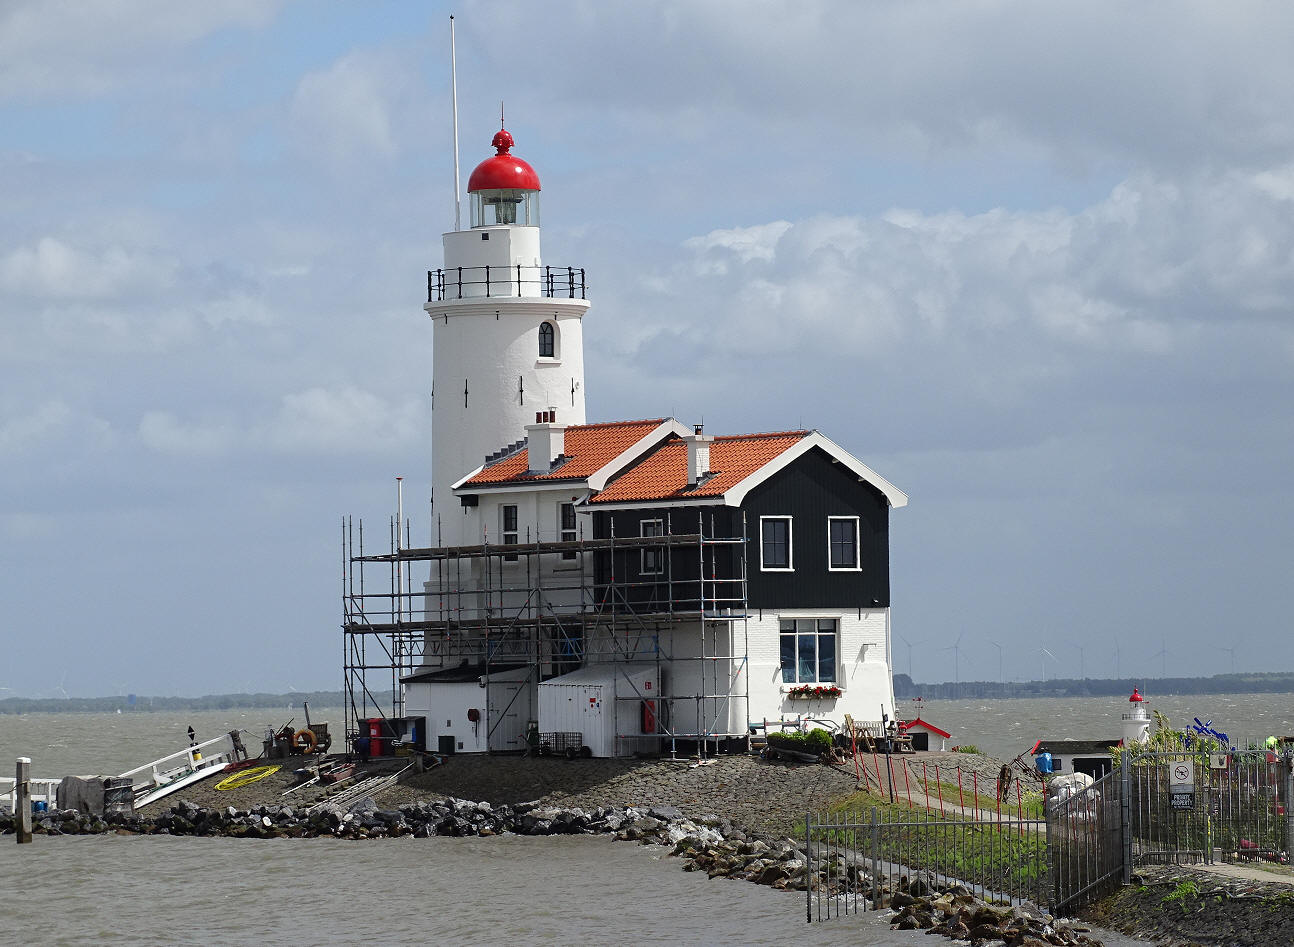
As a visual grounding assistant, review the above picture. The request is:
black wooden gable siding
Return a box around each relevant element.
[589,446,890,612]
[743,447,889,610]
[590,506,742,612]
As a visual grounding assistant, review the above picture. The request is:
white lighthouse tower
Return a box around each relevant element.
[425,127,590,548]
[1122,687,1150,745]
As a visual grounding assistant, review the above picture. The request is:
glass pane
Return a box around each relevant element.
[818,633,836,682]
[798,635,816,683]
[762,519,787,567]
[797,619,816,634]
[780,634,796,683]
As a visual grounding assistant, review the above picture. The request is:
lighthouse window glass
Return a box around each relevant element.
[538,322,555,358]
[779,619,838,684]
[760,516,792,570]
[828,517,860,570]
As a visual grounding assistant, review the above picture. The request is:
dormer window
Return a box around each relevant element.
[538,321,555,358]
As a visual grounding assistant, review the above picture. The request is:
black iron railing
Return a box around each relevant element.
[427,265,587,302]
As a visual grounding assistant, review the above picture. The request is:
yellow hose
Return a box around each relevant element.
[214,765,281,791]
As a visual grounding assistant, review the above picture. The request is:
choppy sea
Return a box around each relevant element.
[0,697,1227,944]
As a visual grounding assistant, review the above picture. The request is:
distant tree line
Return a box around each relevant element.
[892,672,1294,701]
[0,690,344,715]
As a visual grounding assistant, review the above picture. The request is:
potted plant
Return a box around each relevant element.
[786,684,842,700]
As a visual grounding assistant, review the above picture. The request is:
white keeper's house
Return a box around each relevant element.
[344,125,908,758]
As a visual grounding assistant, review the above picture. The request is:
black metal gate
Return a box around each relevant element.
[1046,770,1124,913]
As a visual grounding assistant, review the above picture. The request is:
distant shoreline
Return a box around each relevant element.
[894,671,1294,701]
[0,691,344,715]
[7,671,1294,713]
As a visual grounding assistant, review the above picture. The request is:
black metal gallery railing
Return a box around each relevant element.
[427,265,587,302]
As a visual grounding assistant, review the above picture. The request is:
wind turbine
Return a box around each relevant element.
[1213,640,1242,675]
[988,640,1005,694]
[896,633,924,678]
[941,632,966,684]
[1039,647,1058,682]
[1150,639,1168,679]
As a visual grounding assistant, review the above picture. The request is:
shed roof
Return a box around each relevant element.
[899,717,952,738]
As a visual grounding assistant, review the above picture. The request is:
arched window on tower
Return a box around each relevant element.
[538,321,555,358]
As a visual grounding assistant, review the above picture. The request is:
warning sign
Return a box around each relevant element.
[1169,760,1195,810]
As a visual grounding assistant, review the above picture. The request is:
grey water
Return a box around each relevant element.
[0,701,1188,944]
[911,692,1294,761]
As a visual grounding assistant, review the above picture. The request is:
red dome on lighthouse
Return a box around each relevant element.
[467,128,541,192]
[1129,687,1145,702]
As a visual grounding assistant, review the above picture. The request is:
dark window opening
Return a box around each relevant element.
[501,504,518,561]
[560,503,577,560]
[640,519,664,574]
[538,322,555,358]
[829,517,859,570]
[761,517,791,570]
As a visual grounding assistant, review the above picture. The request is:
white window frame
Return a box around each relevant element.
[640,518,664,575]
[759,515,793,572]
[827,515,861,571]
[778,617,840,685]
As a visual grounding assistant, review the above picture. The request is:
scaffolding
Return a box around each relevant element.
[342,509,751,757]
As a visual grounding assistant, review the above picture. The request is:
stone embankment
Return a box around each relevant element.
[1080,864,1294,947]
[1,796,1101,945]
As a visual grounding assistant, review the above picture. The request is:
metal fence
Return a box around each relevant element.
[804,749,1294,924]
[1046,769,1124,913]
[1126,748,1294,871]
[804,808,1048,922]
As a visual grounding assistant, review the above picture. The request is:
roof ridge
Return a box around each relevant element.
[713,429,811,441]
[574,417,666,430]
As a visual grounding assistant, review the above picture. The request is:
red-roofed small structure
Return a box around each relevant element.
[899,717,952,751]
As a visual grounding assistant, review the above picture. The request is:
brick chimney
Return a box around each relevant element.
[686,424,713,485]
[526,408,564,472]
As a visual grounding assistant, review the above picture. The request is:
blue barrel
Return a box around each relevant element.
[32,800,47,814]
[354,736,371,756]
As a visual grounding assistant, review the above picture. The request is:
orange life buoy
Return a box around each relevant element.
[293,728,317,753]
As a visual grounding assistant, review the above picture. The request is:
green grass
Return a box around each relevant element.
[807,787,1049,900]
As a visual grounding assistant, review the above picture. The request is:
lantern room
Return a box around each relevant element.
[467,128,541,227]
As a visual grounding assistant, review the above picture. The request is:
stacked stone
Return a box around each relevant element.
[888,880,1100,946]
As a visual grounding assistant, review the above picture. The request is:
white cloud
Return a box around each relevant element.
[0,0,282,100]
[138,411,237,457]
[658,168,1294,365]
[0,401,73,453]
[264,386,423,452]
[136,387,424,458]
[290,52,401,164]
[0,237,177,300]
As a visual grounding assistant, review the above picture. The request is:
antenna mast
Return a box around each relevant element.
[450,15,462,231]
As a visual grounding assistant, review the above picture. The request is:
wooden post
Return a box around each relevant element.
[16,757,33,844]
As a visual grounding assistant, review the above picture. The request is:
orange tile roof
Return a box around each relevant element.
[590,430,810,504]
[462,419,667,487]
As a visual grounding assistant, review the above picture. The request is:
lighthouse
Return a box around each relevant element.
[1122,687,1150,745]
[425,126,590,548]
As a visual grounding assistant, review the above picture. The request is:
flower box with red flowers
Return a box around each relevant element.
[786,684,842,700]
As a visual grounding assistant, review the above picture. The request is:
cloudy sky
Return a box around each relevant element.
[2,1,1292,697]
